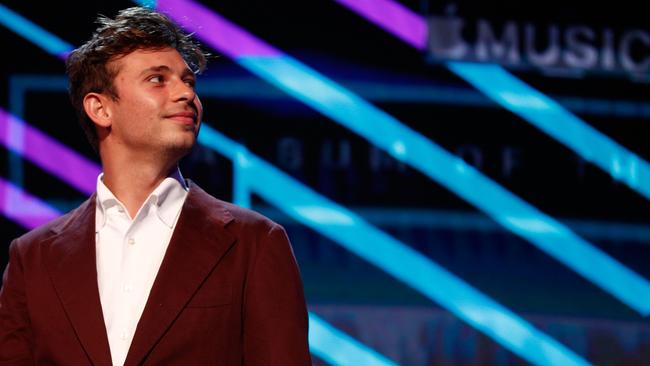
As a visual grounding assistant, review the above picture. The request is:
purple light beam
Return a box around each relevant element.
[0,177,60,229]
[0,107,100,195]
[157,0,281,58]
[333,0,427,50]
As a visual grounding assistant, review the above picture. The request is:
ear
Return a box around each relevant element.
[83,92,113,128]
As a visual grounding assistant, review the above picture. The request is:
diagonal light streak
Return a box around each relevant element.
[135,0,650,316]
[332,0,650,200]
[447,62,650,193]
[0,177,60,229]
[0,108,100,195]
[331,0,428,49]
[0,3,71,59]
[309,313,399,366]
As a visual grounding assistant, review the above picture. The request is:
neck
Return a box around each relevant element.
[100,150,180,218]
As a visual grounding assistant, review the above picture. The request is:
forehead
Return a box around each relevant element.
[110,48,193,76]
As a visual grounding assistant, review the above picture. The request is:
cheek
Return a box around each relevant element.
[112,96,159,131]
[125,94,162,120]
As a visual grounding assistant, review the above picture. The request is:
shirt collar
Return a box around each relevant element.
[149,169,188,227]
[95,169,189,229]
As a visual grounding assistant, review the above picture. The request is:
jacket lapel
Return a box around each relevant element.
[45,195,113,366]
[124,182,235,366]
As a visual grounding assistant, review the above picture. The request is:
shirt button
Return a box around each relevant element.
[120,331,128,340]
[123,284,133,293]
[128,237,135,245]
[117,207,124,213]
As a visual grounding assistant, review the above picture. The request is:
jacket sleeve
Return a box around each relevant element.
[0,239,35,365]
[243,224,311,365]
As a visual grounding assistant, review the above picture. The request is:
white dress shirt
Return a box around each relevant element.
[95,170,189,366]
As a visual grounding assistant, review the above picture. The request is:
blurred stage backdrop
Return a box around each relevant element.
[2,0,650,365]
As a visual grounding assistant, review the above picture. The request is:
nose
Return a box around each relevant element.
[172,77,202,120]
[173,79,197,104]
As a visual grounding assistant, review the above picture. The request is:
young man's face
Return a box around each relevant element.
[104,47,202,159]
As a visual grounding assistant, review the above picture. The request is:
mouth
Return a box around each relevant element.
[166,111,197,126]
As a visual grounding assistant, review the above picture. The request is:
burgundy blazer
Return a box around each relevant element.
[0,181,311,365]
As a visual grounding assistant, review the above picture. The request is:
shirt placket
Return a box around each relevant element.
[115,210,141,352]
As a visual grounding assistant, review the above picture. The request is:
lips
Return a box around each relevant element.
[166,111,197,125]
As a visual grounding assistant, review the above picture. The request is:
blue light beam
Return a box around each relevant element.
[448,62,650,199]
[0,4,72,59]
[309,313,399,366]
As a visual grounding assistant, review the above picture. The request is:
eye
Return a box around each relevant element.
[184,78,196,88]
[148,75,164,84]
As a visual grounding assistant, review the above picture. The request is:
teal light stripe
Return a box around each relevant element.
[236,55,650,316]
[255,205,650,244]
[0,3,72,58]
[7,75,71,199]
[197,126,240,160]
[14,73,650,118]
[200,125,590,366]
[448,62,650,199]
[309,313,399,366]
[134,0,158,7]
[233,162,252,209]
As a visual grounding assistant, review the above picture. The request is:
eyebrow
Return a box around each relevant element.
[138,65,195,78]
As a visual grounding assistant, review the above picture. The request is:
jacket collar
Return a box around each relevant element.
[46,194,112,366]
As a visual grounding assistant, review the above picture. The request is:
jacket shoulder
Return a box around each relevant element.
[12,196,94,249]
[206,195,277,230]
[187,182,279,233]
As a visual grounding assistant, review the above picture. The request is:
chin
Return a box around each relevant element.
[162,139,195,156]
[173,140,196,152]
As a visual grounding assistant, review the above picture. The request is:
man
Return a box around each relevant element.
[0,7,311,366]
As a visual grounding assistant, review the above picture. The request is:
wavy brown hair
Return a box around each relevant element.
[66,7,208,152]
